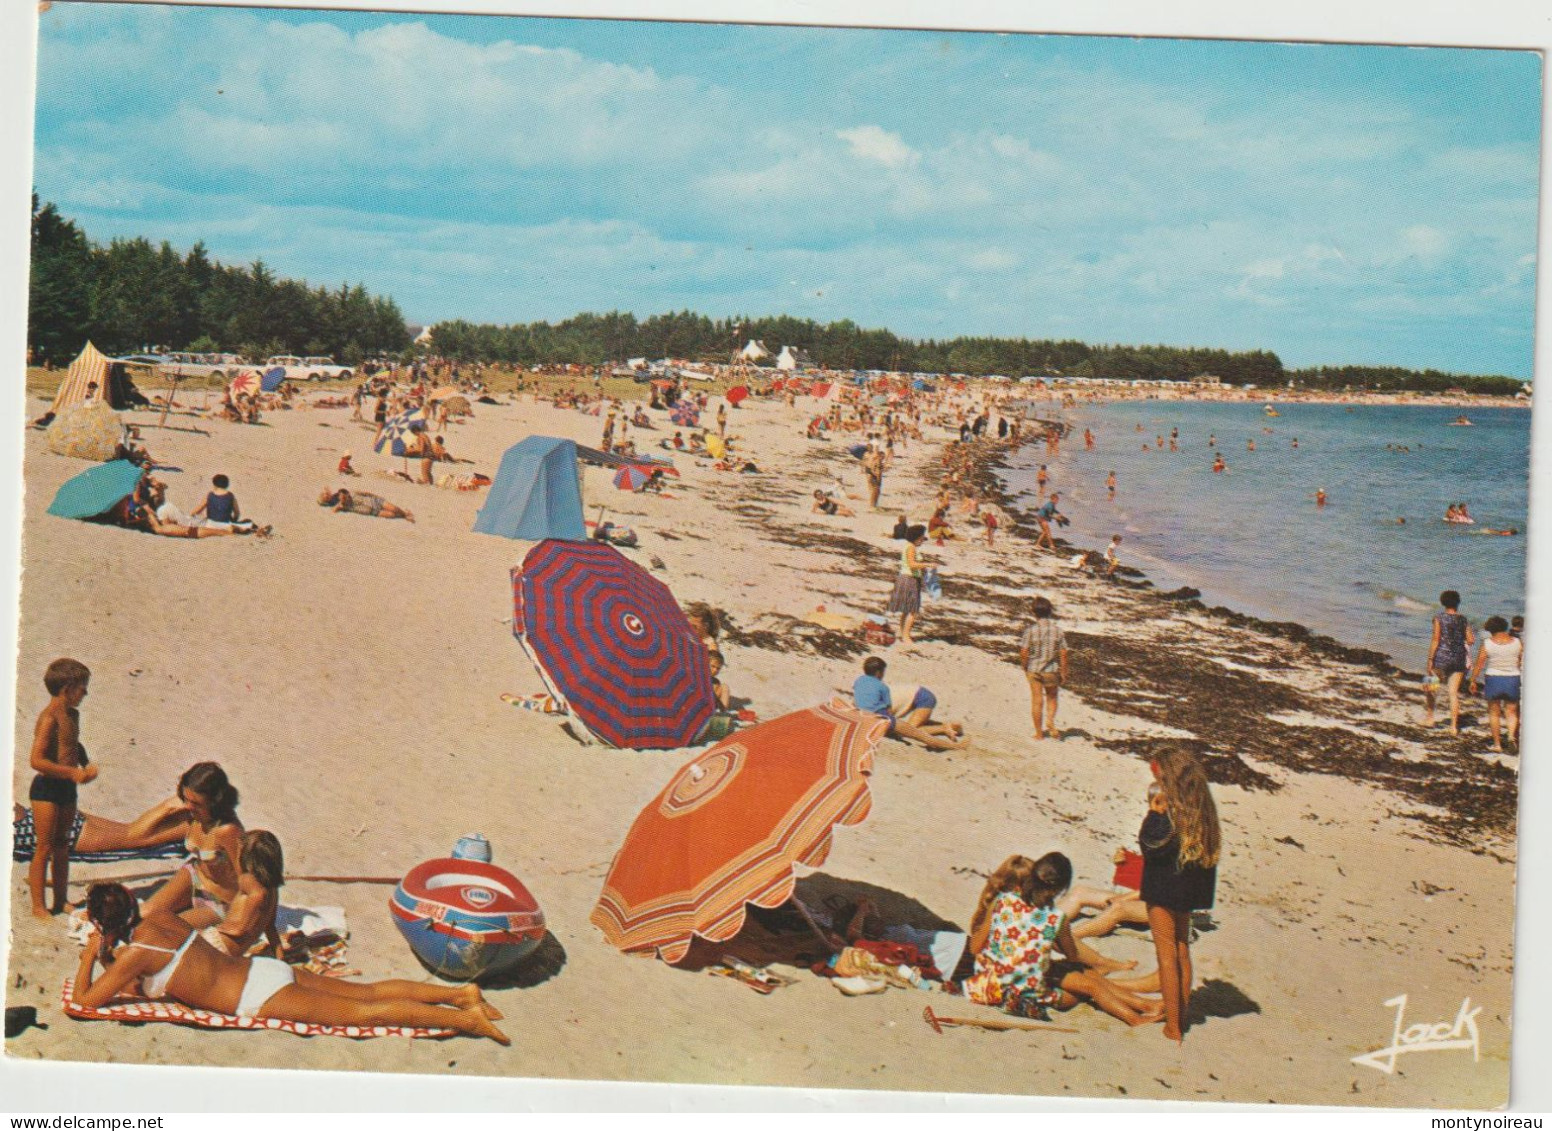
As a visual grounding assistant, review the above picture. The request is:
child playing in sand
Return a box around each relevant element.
[27,658,98,919]
[337,451,359,476]
[964,852,1161,1025]
[1141,752,1221,1042]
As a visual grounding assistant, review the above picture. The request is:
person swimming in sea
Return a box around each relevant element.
[1315,487,1327,508]
[1211,455,1226,474]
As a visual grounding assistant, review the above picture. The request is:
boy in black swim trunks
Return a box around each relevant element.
[28,658,98,918]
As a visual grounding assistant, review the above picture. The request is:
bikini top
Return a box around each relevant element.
[185,836,221,863]
[130,929,198,999]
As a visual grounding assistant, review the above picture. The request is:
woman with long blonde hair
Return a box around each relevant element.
[1140,750,1221,1043]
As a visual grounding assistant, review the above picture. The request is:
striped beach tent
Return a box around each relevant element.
[590,702,888,963]
[45,342,111,414]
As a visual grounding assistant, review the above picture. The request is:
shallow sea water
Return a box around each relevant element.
[1001,399,1532,665]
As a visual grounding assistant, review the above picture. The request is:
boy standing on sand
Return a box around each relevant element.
[1019,597,1069,741]
[28,658,98,918]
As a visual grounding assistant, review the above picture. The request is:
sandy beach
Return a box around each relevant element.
[5,383,1518,1107]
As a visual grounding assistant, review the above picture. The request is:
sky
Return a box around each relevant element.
[29,3,1545,375]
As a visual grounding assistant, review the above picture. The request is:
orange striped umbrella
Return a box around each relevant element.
[591,702,888,964]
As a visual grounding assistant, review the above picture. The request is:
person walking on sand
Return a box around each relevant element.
[1141,751,1220,1044]
[887,526,929,645]
[1426,590,1474,735]
[1019,596,1069,741]
[1469,616,1522,754]
[862,444,887,509]
[28,658,98,918]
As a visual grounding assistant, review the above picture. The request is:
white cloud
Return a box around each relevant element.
[836,125,919,168]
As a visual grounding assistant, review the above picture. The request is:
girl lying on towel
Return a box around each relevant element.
[11,802,188,864]
[74,882,509,1043]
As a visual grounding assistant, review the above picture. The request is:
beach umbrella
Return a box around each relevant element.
[613,465,654,492]
[440,395,473,417]
[46,400,124,462]
[726,386,749,407]
[590,702,890,963]
[46,459,145,520]
[228,372,259,400]
[374,409,427,457]
[259,367,286,393]
[670,404,700,427]
[424,386,463,402]
[511,540,714,750]
[847,443,868,459]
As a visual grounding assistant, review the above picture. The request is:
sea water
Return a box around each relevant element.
[1001,400,1532,666]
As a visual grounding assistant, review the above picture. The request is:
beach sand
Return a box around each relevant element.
[5,387,1516,1107]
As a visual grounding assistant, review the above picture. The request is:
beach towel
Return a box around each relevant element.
[61,979,455,1039]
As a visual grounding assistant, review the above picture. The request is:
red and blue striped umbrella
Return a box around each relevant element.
[613,465,653,492]
[670,404,700,427]
[511,540,715,749]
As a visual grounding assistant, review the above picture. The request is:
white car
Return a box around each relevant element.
[156,352,256,381]
[263,355,354,382]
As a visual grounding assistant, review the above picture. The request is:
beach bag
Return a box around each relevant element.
[1113,849,1144,892]
[921,567,943,603]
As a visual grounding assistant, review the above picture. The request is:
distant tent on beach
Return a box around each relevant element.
[37,341,148,423]
[473,436,588,542]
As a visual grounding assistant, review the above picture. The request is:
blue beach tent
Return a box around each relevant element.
[46,459,145,520]
[473,436,588,542]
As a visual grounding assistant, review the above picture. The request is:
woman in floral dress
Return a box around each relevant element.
[964,852,1162,1026]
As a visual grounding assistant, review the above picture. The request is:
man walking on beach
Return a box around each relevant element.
[1019,596,1069,741]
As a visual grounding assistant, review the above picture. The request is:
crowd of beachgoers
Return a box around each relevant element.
[7,357,1522,1105]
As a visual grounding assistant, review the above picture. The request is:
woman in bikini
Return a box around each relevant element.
[74,883,508,1042]
[141,763,244,929]
[12,794,192,862]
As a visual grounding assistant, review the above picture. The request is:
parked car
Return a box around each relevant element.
[264,355,354,381]
[156,352,257,381]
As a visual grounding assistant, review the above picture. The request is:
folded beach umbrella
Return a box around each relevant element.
[259,367,286,393]
[726,386,749,407]
[46,459,145,520]
[475,436,587,541]
[46,400,125,462]
[590,703,889,963]
[511,540,714,750]
[374,409,427,457]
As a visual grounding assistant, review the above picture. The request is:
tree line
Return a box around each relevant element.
[27,196,411,367]
[427,312,1523,395]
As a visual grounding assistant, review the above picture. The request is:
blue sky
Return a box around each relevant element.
[31,3,1544,375]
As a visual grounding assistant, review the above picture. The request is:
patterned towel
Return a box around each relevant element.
[62,979,456,1039]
